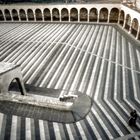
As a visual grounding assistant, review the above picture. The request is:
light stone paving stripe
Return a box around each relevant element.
[128,43,140,104]
[86,26,105,96]
[76,122,88,140]
[93,26,124,137]
[93,26,110,101]
[39,120,46,140]
[86,115,102,140]
[43,24,77,88]
[10,115,17,140]
[79,26,100,93]
[55,25,83,90]
[109,36,139,135]
[37,25,73,86]
[25,118,31,140]
[52,25,86,93]
[11,25,52,64]
[0,113,4,138]
[47,25,77,88]
[53,122,62,140]
[91,107,114,139]
[120,37,140,139]
[69,26,93,91]
[65,124,74,140]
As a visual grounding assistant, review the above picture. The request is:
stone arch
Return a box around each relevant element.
[52,8,60,21]
[131,18,139,37]
[80,8,88,21]
[12,9,19,21]
[109,8,119,23]
[0,10,4,21]
[125,14,131,31]
[19,9,26,21]
[44,8,51,21]
[8,78,25,95]
[119,10,125,26]
[4,9,12,21]
[27,9,34,21]
[35,8,42,21]
[61,8,69,21]
[70,8,78,21]
[99,8,108,22]
[89,8,98,22]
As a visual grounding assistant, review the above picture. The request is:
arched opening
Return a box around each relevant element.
[119,10,125,26]
[61,8,69,21]
[125,14,131,31]
[12,9,19,21]
[89,8,97,22]
[70,8,78,21]
[80,8,88,21]
[0,10,4,21]
[52,8,60,21]
[19,9,26,21]
[27,9,34,21]
[8,78,25,95]
[138,32,140,40]
[99,8,108,22]
[35,9,42,21]
[109,8,119,23]
[4,9,12,21]
[131,18,139,37]
[44,8,51,21]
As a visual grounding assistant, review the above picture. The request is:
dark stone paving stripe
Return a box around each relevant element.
[94,102,120,138]
[20,117,26,140]
[30,119,35,140]
[0,24,22,37]
[0,114,6,140]
[79,119,94,140]
[48,122,56,140]
[62,124,70,140]
[4,115,12,140]
[84,118,97,140]
[34,119,41,140]
[69,123,82,140]
[58,123,68,140]
[16,116,21,140]
[43,121,50,140]
[89,111,109,140]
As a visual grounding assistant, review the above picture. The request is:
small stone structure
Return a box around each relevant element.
[0,62,26,95]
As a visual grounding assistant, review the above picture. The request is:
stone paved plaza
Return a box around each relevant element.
[0,23,140,139]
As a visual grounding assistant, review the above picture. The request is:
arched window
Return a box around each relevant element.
[131,18,139,37]
[19,9,26,21]
[80,8,88,21]
[35,9,42,21]
[4,9,12,21]
[125,14,131,31]
[119,10,125,26]
[70,8,78,21]
[109,8,119,23]
[44,8,51,21]
[12,9,19,21]
[8,78,25,95]
[0,10,4,21]
[99,8,108,22]
[27,9,34,21]
[52,8,60,21]
[61,8,69,21]
[89,8,97,22]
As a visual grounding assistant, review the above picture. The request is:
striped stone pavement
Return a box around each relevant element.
[0,22,140,140]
